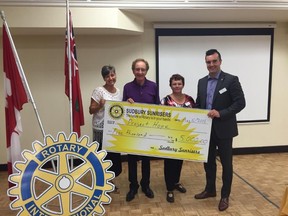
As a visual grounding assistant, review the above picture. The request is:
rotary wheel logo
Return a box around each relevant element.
[7,132,114,216]
[109,104,123,119]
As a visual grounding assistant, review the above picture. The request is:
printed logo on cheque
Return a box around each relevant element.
[109,104,124,119]
[7,132,114,216]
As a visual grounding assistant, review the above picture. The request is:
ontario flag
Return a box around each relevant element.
[64,11,84,136]
[3,24,28,182]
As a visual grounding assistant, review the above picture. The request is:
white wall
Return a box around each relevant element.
[0,22,288,165]
[234,22,288,148]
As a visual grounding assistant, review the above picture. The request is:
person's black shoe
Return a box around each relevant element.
[142,187,154,198]
[166,191,174,203]
[218,197,229,211]
[194,190,216,199]
[175,183,187,193]
[126,189,138,202]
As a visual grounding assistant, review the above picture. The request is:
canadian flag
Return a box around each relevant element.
[3,24,28,181]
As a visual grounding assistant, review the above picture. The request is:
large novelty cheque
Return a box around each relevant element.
[103,101,212,162]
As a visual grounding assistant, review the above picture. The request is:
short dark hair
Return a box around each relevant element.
[169,74,185,86]
[131,58,149,71]
[206,49,222,61]
[101,65,115,78]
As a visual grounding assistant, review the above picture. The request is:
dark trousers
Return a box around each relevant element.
[164,158,183,191]
[128,154,151,190]
[204,129,233,198]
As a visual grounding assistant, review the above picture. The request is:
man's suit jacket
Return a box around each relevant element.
[196,71,246,139]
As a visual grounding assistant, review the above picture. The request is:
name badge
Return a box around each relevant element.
[219,88,227,94]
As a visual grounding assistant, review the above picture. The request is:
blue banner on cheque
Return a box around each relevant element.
[103,101,212,162]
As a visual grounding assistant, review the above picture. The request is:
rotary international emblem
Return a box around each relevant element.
[109,104,124,119]
[7,132,114,216]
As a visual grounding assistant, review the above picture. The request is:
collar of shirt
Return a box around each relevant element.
[132,78,147,86]
[208,71,221,80]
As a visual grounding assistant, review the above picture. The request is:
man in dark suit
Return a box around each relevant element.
[194,49,246,211]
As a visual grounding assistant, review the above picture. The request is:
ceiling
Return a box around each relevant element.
[1,0,288,23]
[124,8,288,23]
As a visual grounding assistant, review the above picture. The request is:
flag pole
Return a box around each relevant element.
[0,11,46,138]
[66,0,73,133]
[66,0,75,169]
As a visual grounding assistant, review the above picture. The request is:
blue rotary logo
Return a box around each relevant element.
[7,132,115,216]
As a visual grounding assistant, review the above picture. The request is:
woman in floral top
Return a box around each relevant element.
[161,74,195,203]
[89,65,122,192]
